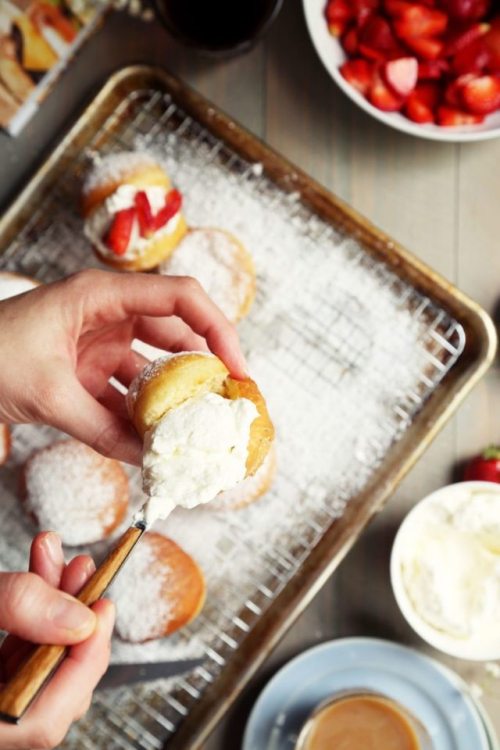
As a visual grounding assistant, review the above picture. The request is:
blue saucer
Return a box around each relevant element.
[242,637,490,750]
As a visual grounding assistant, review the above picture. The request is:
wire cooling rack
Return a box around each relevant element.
[0,68,492,750]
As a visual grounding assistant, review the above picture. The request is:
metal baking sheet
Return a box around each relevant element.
[0,66,495,750]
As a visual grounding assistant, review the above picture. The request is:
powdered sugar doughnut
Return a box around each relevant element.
[211,443,276,511]
[21,439,129,546]
[160,228,256,323]
[0,271,40,300]
[0,424,11,466]
[111,531,205,643]
[82,151,187,272]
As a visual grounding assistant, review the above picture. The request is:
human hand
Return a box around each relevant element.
[0,269,247,464]
[0,531,113,749]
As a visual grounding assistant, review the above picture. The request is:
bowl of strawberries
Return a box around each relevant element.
[303,0,500,141]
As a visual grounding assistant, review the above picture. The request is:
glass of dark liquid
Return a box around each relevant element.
[153,0,284,57]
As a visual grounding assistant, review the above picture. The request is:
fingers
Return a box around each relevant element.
[133,316,209,358]
[0,572,96,645]
[60,556,96,597]
[29,532,65,589]
[113,350,149,387]
[70,270,248,379]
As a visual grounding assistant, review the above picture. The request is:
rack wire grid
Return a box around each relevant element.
[0,87,465,749]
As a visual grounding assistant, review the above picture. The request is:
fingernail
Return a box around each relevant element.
[42,532,64,566]
[51,594,96,634]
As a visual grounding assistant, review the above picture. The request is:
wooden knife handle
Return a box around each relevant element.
[0,524,144,724]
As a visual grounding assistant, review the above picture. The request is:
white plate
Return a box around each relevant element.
[302,0,500,142]
[242,637,491,750]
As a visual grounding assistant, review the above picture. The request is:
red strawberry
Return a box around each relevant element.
[418,58,450,79]
[359,14,403,60]
[342,26,359,55]
[444,73,475,105]
[384,0,411,16]
[152,189,183,231]
[134,191,154,238]
[437,104,485,124]
[404,35,444,59]
[440,0,491,23]
[452,36,491,74]
[325,0,352,36]
[369,70,404,109]
[460,74,500,114]
[404,82,440,121]
[445,22,489,58]
[383,56,418,96]
[105,207,136,256]
[484,17,500,72]
[340,58,376,94]
[393,5,448,40]
[463,446,500,483]
[353,0,380,26]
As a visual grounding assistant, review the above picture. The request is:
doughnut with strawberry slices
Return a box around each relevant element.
[82,152,188,271]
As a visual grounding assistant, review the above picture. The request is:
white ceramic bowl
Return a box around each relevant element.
[391,481,500,660]
[302,0,500,142]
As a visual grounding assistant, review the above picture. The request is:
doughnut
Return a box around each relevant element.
[211,443,276,511]
[0,424,11,467]
[160,228,256,323]
[82,151,188,271]
[21,439,129,546]
[111,531,206,643]
[0,271,40,300]
[127,352,274,479]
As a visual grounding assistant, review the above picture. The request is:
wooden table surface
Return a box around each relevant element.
[1,2,499,747]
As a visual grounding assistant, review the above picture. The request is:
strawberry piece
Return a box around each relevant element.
[369,70,404,110]
[340,58,376,94]
[484,17,500,73]
[404,82,440,121]
[404,35,444,59]
[418,58,449,79]
[383,56,418,96]
[342,26,359,55]
[393,5,448,40]
[452,36,491,74]
[384,0,411,16]
[463,446,500,483]
[444,73,475,105]
[134,191,154,238]
[352,0,380,26]
[325,0,352,36]
[460,74,500,114]
[440,0,491,23]
[359,14,403,60]
[437,105,485,124]
[445,22,489,57]
[105,207,136,256]
[152,189,182,231]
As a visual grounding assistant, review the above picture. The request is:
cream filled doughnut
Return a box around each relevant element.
[127,352,274,523]
[0,424,10,467]
[0,271,40,299]
[111,531,206,643]
[21,439,129,546]
[82,152,187,271]
[160,228,256,323]
[211,443,276,511]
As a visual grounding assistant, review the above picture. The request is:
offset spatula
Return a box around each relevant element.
[0,520,147,724]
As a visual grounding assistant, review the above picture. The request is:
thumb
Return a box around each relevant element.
[0,572,96,644]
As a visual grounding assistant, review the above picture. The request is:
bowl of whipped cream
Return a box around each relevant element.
[391,482,500,660]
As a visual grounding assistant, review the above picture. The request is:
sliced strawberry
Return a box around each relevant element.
[105,207,136,256]
[393,5,448,40]
[342,25,359,55]
[134,191,154,238]
[445,22,489,58]
[383,56,418,96]
[437,105,485,124]
[340,58,376,94]
[404,35,444,59]
[418,58,449,79]
[152,189,183,231]
[452,36,491,74]
[444,73,475,105]
[484,17,500,73]
[325,0,352,36]
[359,14,403,60]
[404,82,440,122]
[369,70,405,110]
[440,0,491,23]
[384,0,411,16]
[460,74,500,114]
[352,0,380,26]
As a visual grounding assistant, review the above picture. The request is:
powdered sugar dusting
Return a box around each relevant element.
[24,440,127,546]
[160,228,255,322]
[83,151,158,195]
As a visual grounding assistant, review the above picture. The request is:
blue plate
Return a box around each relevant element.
[242,637,490,750]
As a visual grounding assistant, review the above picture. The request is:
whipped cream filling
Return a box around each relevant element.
[399,487,500,648]
[137,392,258,526]
[84,184,180,261]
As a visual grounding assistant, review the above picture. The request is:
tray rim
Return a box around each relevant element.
[0,64,497,750]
